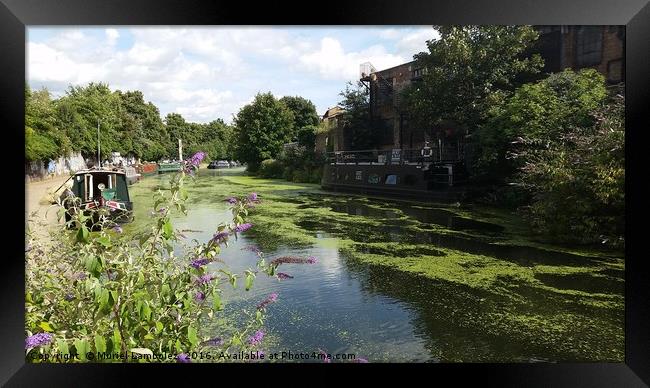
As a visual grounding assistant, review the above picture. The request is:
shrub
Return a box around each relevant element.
[259,159,284,179]
[25,152,317,363]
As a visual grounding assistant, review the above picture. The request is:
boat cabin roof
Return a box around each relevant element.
[73,168,126,176]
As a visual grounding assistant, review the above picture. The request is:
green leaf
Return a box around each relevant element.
[155,321,164,333]
[99,289,110,310]
[74,339,89,361]
[188,326,198,347]
[94,335,107,353]
[245,273,254,291]
[76,225,89,243]
[212,291,223,311]
[113,329,122,350]
[39,321,54,332]
[162,220,174,239]
[95,236,111,248]
[56,339,69,355]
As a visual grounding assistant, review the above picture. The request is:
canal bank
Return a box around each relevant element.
[121,168,623,362]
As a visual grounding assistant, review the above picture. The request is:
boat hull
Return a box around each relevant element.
[321,162,467,202]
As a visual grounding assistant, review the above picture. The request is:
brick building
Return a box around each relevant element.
[360,61,426,151]
[352,25,624,153]
[315,106,346,153]
[534,25,625,84]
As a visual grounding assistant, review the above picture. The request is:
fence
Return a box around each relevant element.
[326,142,465,166]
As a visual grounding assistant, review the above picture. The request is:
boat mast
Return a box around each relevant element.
[97,119,101,167]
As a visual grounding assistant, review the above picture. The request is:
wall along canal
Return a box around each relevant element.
[124,168,624,362]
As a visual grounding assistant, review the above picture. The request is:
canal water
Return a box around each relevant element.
[126,168,624,362]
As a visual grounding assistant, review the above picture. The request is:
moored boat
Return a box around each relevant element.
[123,165,141,185]
[158,161,182,173]
[60,167,134,226]
[321,146,468,202]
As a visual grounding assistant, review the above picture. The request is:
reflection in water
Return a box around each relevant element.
[128,174,623,362]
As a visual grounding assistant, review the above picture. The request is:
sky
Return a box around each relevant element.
[27,26,439,124]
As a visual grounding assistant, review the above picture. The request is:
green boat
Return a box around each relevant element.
[60,167,134,227]
[158,161,182,173]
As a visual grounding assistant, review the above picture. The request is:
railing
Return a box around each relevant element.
[326,143,464,166]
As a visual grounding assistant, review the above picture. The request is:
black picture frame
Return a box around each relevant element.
[3,0,648,385]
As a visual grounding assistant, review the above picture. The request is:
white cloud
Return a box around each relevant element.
[395,28,439,59]
[105,28,119,45]
[28,27,436,123]
[298,37,405,81]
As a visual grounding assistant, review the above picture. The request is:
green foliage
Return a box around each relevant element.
[511,92,624,246]
[338,82,389,150]
[296,125,318,150]
[259,159,285,179]
[279,96,319,138]
[25,83,236,164]
[403,25,544,135]
[234,92,295,170]
[26,168,280,362]
[473,69,608,180]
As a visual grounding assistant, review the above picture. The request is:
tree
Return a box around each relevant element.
[25,85,71,161]
[474,68,608,180]
[402,26,544,137]
[234,92,295,170]
[511,89,624,246]
[338,81,389,150]
[279,96,319,140]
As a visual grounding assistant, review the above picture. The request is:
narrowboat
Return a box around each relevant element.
[158,161,182,174]
[123,165,141,185]
[321,144,468,202]
[136,162,158,177]
[60,167,134,226]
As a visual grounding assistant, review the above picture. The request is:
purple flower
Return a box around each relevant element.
[25,333,53,349]
[211,231,229,243]
[202,337,224,347]
[226,197,237,204]
[277,272,294,280]
[75,272,87,280]
[112,225,123,234]
[248,330,265,346]
[196,274,215,285]
[248,192,258,202]
[195,291,206,302]
[158,207,167,214]
[257,292,278,310]
[188,151,206,167]
[235,223,253,233]
[190,258,210,269]
[176,353,191,363]
[307,256,317,264]
[64,292,75,301]
[107,270,118,281]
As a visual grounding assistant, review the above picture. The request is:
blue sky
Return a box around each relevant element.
[27,27,439,123]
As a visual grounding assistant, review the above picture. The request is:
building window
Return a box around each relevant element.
[575,26,603,67]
